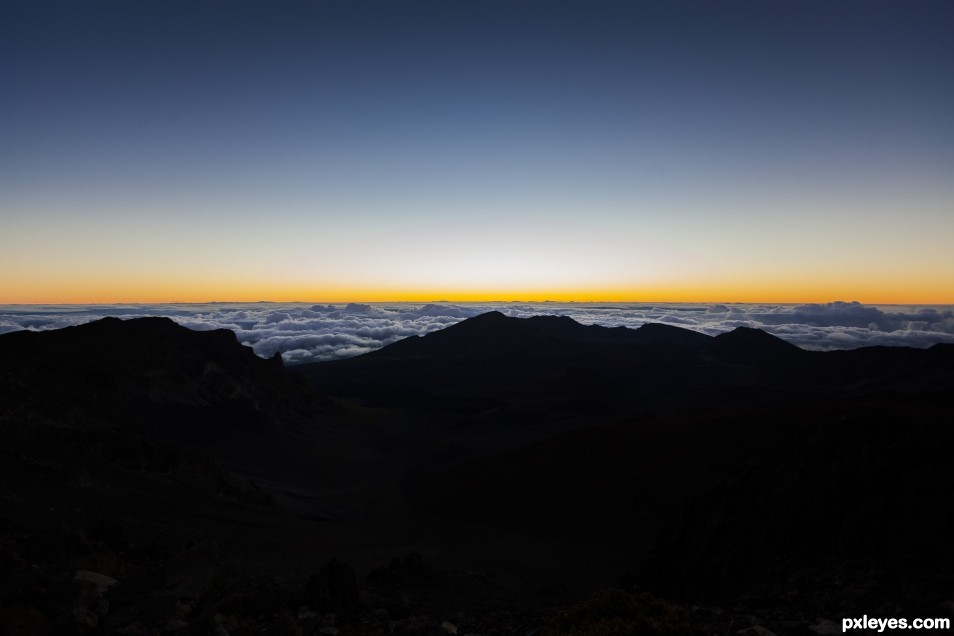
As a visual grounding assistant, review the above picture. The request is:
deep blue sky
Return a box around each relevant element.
[2,1,953,302]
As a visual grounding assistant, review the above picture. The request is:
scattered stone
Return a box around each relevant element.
[0,605,51,636]
[403,553,427,577]
[165,539,218,600]
[71,468,95,488]
[88,518,129,551]
[70,606,99,632]
[73,570,119,594]
[277,609,303,636]
[809,619,842,635]
[298,606,317,620]
[214,613,240,632]
[115,621,152,636]
[174,600,193,621]
[305,559,358,615]
[108,590,178,628]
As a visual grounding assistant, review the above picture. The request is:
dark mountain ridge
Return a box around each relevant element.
[0,316,310,420]
[300,312,954,414]
[2,313,953,634]
[365,310,713,359]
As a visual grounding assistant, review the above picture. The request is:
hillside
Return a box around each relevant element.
[1,313,953,634]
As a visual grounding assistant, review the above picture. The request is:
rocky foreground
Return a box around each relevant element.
[0,516,848,636]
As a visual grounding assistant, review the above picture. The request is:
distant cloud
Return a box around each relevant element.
[1,301,952,362]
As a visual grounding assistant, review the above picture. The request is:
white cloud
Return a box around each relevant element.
[1,301,952,362]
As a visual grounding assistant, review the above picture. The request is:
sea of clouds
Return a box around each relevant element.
[1,301,953,364]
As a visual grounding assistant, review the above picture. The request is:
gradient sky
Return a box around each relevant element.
[2,0,953,303]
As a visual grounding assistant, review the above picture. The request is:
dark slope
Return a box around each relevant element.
[705,325,805,364]
[365,311,711,359]
[300,312,954,415]
[1,318,332,518]
[0,316,315,428]
[0,318,411,561]
[304,312,954,620]
[631,321,713,348]
[300,313,744,415]
[0,318,344,495]
[3,313,954,633]
[637,391,954,614]
[0,318,478,634]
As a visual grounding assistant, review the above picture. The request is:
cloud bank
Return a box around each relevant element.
[1,301,952,364]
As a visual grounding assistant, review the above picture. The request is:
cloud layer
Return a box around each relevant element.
[2,301,953,364]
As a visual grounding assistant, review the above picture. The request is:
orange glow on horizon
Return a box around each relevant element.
[2,278,952,305]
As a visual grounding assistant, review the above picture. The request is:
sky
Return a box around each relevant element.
[2,0,953,304]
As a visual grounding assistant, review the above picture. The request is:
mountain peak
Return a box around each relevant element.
[471,310,508,321]
[361,312,718,362]
[0,317,310,424]
[707,326,803,364]
[633,322,712,348]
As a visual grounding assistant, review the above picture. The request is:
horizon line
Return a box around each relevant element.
[3,298,954,307]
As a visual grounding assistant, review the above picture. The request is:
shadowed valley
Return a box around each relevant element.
[1,313,953,635]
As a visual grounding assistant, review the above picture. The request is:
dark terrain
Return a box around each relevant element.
[1,312,953,635]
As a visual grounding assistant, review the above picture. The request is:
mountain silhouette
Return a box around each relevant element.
[301,312,954,413]
[0,316,320,446]
[369,310,711,359]
[1,312,953,633]
[705,324,805,363]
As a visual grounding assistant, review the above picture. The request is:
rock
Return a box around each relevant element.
[0,605,51,636]
[305,559,358,615]
[403,553,427,577]
[115,621,152,636]
[393,616,434,636]
[214,613,240,632]
[441,621,458,634]
[368,553,432,587]
[174,600,193,621]
[276,609,302,636]
[809,619,842,635]
[0,541,28,574]
[165,540,217,600]
[73,570,119,594]
[386,596,412,620]
[69,606,99,633]
[358,590,385,607]
[366,565,398,585]
[297,606,319,633]
[88,518,129,551]
[106,591,178,629]
[71,469,94,488]
[72,577,111,619]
